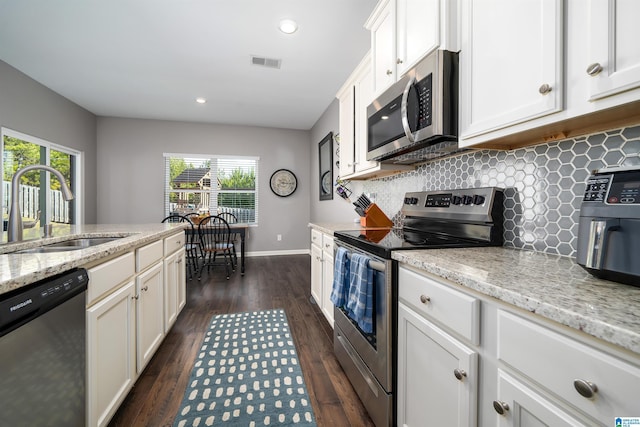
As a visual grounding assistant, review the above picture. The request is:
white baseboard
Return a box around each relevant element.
[245,249,310,257]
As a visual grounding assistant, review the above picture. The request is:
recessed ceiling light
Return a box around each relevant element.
[196,97,207,104]
[279,19,298,34]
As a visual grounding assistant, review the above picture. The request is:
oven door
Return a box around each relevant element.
[332,239,396,426]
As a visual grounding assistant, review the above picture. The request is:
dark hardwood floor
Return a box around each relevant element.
[108,255,375,427]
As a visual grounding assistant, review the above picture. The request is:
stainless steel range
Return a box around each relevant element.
[332,187,504,427]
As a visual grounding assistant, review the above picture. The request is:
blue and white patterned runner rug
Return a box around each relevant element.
[173,309,317,426]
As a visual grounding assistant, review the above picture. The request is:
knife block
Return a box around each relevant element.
[360,203,393,228]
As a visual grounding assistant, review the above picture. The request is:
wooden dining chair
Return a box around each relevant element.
[197,215,235,280]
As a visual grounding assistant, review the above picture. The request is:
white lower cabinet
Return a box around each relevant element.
[86,231,187,427]
[135,261,164,373]
[310,228,335,327]
[398,264,640,427]
[87,280,136,427]
[494,370,586,427]
[164,247,186,332]
[397,301,478,427]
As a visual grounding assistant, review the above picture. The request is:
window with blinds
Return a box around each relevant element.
[164,154,259,224]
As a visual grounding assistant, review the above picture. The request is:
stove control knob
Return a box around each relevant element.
[473,195,486,205]
[404,197,411,205]
[452,195,462,205]
[462,195,473,205]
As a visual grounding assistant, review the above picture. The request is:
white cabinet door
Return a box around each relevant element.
[369,0,396,95]
[163,248,185,332]
[176,249,186,314]
[353,56,377,174]
[321,249,335,328]
[136,261,165,373]
[494,370,587,427]
[338,84,356,178]
[87,280,136,427]
[397,302,477,427]
[311,243,322,306]
[396,0,440,75]
[587,0,640,100]
[460,0,563,139]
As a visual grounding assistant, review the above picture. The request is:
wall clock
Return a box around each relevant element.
[270,169,297,197]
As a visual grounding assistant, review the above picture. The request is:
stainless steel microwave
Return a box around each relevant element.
[366,49,459,165]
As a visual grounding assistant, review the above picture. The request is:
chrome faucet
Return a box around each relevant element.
[7,165,74,242]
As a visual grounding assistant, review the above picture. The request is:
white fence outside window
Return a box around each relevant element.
[2,181,70,223]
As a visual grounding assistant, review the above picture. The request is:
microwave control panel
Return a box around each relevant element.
[584,170,640,204]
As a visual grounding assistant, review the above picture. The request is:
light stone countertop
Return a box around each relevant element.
[393,247,640,355]
[0,224,185,296]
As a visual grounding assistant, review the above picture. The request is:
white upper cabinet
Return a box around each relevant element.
[460,0,564,140]
[587,0,640,101]
[460,0,640,149]
[366,0,457,96]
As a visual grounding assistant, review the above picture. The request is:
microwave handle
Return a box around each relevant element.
[400,76,416,142]
[585,218,620,269]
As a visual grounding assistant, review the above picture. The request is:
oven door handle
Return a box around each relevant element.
[340,248,387,273]
[401,76,416,142]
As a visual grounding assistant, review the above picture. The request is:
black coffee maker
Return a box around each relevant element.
[576,166,640,286]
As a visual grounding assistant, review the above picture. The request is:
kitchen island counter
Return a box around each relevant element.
[393,246,640,355]
[0,223,184,296]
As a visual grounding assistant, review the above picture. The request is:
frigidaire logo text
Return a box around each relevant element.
[10,299,33,312]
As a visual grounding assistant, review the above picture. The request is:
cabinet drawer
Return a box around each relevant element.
[498,310,640,421]
[311,229,322,247]
[164,231,184,256]
[87,252,135,306]
[136,240,163,272]
[398,267,480,345]
[322,233,334,254]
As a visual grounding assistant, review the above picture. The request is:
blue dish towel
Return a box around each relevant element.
[330,247,350,307]
[345,253,374,333]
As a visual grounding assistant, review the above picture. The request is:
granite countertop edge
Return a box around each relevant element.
[0,224,185,295]
[392,247,640,355]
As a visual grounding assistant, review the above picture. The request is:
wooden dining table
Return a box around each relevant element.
[187,222,248,275]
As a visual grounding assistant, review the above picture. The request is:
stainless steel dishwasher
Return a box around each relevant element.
[0,268,88,426]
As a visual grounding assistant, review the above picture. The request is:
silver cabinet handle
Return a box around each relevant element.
[396,58,403,65]
[386,69,393,76]
[539,83,552,95]
[586,63,603,76]
[574,379,598,399]
[585,219,620,269]
[453,369,467,381]
[493,400,509,415]
[419,295,430,304]
[132,294,139,300]
[141,285,149,292]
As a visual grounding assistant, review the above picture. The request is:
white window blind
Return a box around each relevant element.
[164,154,259,224]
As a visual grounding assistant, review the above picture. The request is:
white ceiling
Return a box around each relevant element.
[0,0,375,130]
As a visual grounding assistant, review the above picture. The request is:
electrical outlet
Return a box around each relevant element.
[277,234,282,241]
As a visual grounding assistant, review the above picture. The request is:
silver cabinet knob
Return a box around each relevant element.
[419,295,431,304]
[396,58,403,65]
[586,63,603,76]
[493,400,510,415]
[386,69,393,76]
[141,285,148,292]
[453,369,467,380]
[539,83,552,95]
[574,379,598,398]
[132,294,139,300]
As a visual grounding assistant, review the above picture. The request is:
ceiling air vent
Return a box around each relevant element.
[251,55,281,69]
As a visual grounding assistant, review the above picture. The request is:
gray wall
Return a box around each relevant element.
[309,98,363,224]
[0,60,98,223]
[96,117,311,254]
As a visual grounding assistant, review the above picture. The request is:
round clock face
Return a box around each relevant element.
[270,169,297,197]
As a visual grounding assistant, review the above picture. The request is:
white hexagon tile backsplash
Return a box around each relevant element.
[362,124,640,258]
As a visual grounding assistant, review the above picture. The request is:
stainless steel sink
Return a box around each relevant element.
[9,237,123,254]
